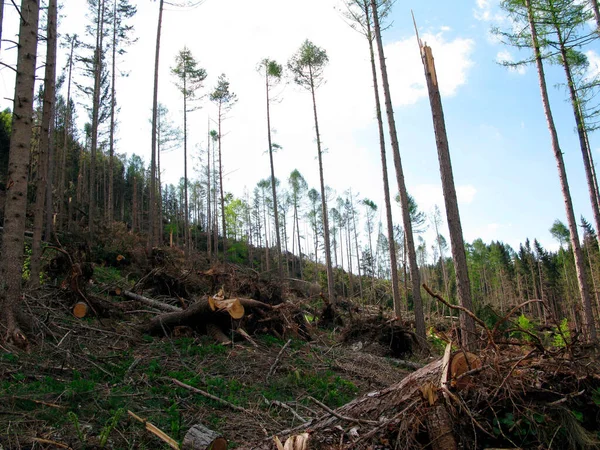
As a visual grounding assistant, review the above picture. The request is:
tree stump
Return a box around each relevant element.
[182,424,227,450]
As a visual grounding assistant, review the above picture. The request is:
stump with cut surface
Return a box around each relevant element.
[182,424,227,450]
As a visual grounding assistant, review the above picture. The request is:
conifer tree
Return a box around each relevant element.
[171,47,207,252]
[288,40,336,304]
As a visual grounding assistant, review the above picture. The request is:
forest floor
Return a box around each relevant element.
[0,249,423,450]
[2,242,600,449]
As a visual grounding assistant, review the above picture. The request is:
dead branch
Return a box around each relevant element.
[267,338,292,380]
[128,410,179,449]
[307,396,379,426]
[171,378,249,413]
[423,283,497,350]
[122,290,180,312]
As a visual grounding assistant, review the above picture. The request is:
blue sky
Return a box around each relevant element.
[1,0,599,261]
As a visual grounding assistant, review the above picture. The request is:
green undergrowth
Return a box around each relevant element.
[1,333,363,449]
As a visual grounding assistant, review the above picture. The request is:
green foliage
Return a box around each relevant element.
[99,408,124,447]
[93,265,122,284]
[288,39,329,89]
[68,411,85,444]
[511,314,534,342]
[427,327,447,354]
[552,318,570,348]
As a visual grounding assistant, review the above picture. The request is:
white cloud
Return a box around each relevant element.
[385,32,475,106]
[412,184,478,216]
[474,0,505,23]
[496,50,527,75]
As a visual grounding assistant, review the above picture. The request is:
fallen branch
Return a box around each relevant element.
[266,398,308,423]
[267,339,292,380]
[423,283,497,349]
[122,290,180,312]
[128,410,179,449]
[171,378,249,413]
[307,396,378,426]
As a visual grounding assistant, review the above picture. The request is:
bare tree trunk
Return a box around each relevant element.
[419,42,476,349]
[0,0,40,343]
[363,2,402,316]
[217,106,226,260]
[150,0,163,248]
[183,76,190,252]
[266,72,283,278]
[207,120,212,259]
[30,0,57,288]
[0,0,4,52]
[591,0,600,29]
[350,191,364,299]
[295,203,303,278]
[556,33,600,254]
[59,37,75,231]
[371,0,425,342]
[108,0,117,228]
[526,0,596,342]
[89,0,105,234]
[308,75,335,304]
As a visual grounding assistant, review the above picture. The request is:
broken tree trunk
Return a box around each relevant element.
[417,34,476,350]
[142,296,271,335]
[122,290,180,312]
[183,424,227,450]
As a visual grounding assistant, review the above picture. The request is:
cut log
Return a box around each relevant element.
[206,323,232,345]
[208,297,245,319]
[122,290,180,312]
[72,301,88,318]
[142,297,214,334]
[182,424,227,450]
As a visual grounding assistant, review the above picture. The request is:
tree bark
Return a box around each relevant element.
[0,0,4,52]
[183,73,190,252]
[150,0,164,248]
[207,121,212,259]
[29,0,57,287]
[0,0,40,343]
[419,43,476,349]
[591,0,600,29]
[555,26,600,255]
[371,0,425,342]
[526,0,596,342]
[89,0,105,234]
[218,104,226,259]
[58,37,75,231]
[364,1,402,317]
[182,424,227,450]
[266,69,283,279]
[307,68,336,304]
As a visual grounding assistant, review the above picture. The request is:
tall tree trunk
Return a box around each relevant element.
[89,0,105,234]
[371,0,425,342]
[108,0,117,228]
[218,105,226,260]
[419,42,476,349]
[266,72,283,278]
[59,37,75,231]
[364,1,402,316]
[150,0,163,248]
[206,122,212,258]
[295,202,303,278]
[309,71,335,305]
[183,76,190,253]
[590,0,600,29]
[555,30,600,253]
[350,191,364,299]
[0,0,40,343]
[43,0,57,242]
[526,0,596,342]
[30,0,57,288]
[0,0,4,52]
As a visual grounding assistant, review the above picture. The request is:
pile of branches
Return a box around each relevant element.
[259,286,600,450]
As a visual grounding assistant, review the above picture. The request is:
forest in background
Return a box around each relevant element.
[3,0,600,448]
